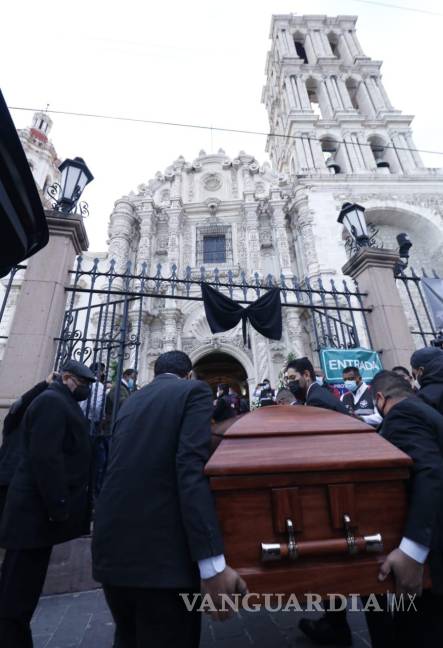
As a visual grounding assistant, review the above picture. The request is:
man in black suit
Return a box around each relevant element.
[410,346,443,415]
[0,360,95,648]
[92,350,247,648]
[0,373,56,518]
[373,370,443,646]
[286,357,349,415]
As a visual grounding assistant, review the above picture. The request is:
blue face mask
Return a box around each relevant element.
[127,378,134,390]
[344,379,358,393]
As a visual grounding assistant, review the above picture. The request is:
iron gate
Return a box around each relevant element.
[396,267,442,347]
[51,256,372,425]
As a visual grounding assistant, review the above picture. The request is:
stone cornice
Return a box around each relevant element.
[44,210,89,254]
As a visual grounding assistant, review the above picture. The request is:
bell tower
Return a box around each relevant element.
[262,15,425,177]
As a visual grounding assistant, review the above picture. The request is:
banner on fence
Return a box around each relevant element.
[422,278,443,330]
[320,348,383,384]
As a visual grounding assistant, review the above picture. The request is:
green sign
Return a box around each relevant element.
[320,348,383,384]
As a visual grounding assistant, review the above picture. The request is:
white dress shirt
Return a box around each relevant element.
[399,537,430,563]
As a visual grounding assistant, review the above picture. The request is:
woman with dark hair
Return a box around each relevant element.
[213,384,235,422]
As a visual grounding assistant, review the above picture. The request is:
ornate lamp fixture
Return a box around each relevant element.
[47,157,93,216]
[337,202,369,248]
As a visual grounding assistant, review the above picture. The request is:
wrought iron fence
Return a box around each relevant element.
[396,268,441,347]
[55,256,372,373]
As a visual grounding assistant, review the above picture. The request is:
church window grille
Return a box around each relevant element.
[203,236,226,264]
[196,224,233,266]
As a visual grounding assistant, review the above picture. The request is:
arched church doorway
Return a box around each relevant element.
[193,352,249,398]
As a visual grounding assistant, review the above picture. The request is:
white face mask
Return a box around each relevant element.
[344,379,358,393]
[316,377,324,387]
[413,379,421,391]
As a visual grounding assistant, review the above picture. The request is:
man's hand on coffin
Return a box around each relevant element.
[201,565,248,621]
[378,547,424,596]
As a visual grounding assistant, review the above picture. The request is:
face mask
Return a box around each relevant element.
[73,384,91,402]
[413,379,421,391]
[344,380,358,393]
[127,378,134,390]
[316,377,324,387]
[288,380,305,401]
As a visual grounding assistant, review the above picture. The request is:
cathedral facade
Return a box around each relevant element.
[5,13,443,393]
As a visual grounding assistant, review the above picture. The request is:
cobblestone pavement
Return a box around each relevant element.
[32,589,372,648]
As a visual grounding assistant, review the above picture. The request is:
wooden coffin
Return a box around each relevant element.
[205,405,413,597]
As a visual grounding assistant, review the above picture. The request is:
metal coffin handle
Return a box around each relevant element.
[261,516,383,563]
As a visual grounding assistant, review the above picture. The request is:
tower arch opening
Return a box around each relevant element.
[293,31,308,63]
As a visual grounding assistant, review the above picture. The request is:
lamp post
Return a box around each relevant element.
[337,202,369,247]
[47,157,93,215]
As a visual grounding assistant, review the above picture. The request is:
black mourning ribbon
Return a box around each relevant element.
[201,282,282,346]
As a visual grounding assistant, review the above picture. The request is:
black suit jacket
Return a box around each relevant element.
[417,384,443,417]
[92,374,224,589]
[380,397,443,591]
[306,382,349,416]
[0,380,48,486]
[0,381,92,548]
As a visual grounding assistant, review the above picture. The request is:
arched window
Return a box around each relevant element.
[345,78,359,110]
[293,32,308,63]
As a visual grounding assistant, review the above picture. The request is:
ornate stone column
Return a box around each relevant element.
[296,76,312,111]
[161,308,183,353]
[285,77,297,110]
[284,307,306,358]
[293,191,321,278]
[289,76,301,110]
[342,248,415,369]
[136,196,155,273]
[358,132,377,171]
[108,197,137,283]
[270,188,292,277]
[391,131,414,174]
[0,212,88,427]
[404,132,425,169]
[166,197,184,272]
[317,79,334,118]
[243,191,260,276]
[337,76,354,111]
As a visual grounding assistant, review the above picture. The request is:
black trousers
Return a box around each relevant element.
[103,585,201,648]
[0,546,52,648]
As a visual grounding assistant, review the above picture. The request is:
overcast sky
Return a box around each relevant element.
[3,0,442,251]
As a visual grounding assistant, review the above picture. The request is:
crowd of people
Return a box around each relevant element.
[0,346,442,647]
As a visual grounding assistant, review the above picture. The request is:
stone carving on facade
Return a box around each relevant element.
[230,167,239,198]
[259,228,273,249]
[202,173,223,192]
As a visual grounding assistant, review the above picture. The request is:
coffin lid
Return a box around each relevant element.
[224,405,371,438]
[205,406,412,477]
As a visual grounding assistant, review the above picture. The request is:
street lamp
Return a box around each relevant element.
[48,157,94,215]
[337,202,369,248]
